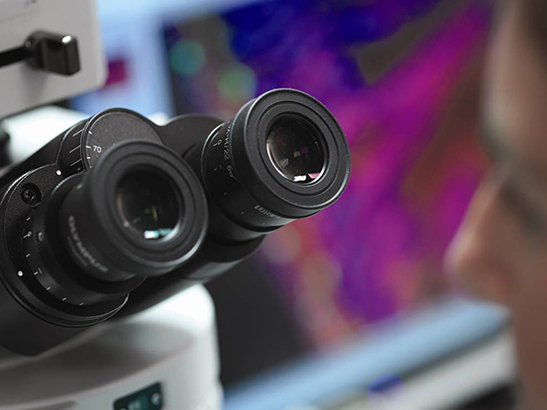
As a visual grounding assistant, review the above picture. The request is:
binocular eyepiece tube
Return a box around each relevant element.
[0,88,351,355]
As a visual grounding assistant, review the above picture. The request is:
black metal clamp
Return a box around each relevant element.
[0,31,81,76]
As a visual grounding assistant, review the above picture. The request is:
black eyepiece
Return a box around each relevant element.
[57,141,207,282]
[201,88,351,242]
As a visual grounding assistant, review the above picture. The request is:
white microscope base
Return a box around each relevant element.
[0,285,222,410]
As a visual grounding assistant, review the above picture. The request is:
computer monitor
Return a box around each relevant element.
[73,0,508,408]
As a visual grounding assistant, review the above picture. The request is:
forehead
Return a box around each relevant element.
[484,2,547,166]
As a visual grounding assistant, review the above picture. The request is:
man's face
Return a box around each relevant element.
[446,2,547,408]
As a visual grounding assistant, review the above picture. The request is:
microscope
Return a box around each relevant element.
[0,1,351,409]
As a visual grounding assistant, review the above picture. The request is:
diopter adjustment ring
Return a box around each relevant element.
[22,174,145,308]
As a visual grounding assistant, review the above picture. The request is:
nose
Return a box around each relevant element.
[445,174,514,306]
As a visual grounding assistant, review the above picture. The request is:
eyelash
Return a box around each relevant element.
[499,180,547,235]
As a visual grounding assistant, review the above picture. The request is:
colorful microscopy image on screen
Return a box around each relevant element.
[164,0,493,349]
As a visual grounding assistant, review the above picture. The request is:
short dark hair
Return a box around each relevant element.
[521,0,547,53]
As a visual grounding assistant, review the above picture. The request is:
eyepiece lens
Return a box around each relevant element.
[115,168,181,241]
[266,116,325,183]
